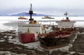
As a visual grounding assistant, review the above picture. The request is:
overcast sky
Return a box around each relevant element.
[0,0,84,15]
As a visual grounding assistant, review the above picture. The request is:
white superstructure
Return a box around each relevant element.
[18,24,44,34]
[56,17,76,30]
[56,21,76,28]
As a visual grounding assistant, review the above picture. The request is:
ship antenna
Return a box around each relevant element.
[30,4,32,11]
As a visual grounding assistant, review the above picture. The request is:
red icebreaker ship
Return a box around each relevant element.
[18,4,46,43]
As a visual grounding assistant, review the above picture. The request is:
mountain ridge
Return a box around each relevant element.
[0,12,84,17]
[8,12,51,16]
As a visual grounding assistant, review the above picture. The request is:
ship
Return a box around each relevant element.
[18,4,46,43]
[42,16,54,19]
[18,16,27,19]
[38,12,77,49]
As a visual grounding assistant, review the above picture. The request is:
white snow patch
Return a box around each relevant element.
[0,40,5,42]
[8,36,12,39]
[69,51,76,54]
[4,36,7,38]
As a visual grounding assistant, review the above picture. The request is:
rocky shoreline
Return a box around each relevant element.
[0,27,84,55]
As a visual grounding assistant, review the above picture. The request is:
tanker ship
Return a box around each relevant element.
[38,12,77,49]
[18,4,46,43]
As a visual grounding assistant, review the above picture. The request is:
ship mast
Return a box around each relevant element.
[64,12,69,20]
[64,12,68,16]
[29,4,33,19]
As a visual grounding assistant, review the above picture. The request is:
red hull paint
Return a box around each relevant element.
[61,20,70,21]
[18,18,27,19]
[18,33,35,43]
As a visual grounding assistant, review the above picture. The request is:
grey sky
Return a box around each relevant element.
[0,0,84,15]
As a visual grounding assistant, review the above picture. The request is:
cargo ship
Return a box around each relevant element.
[38,13,77,49]
[18,4,46,43]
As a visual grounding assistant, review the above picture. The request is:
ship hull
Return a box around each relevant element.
[18,33,35,43]
[38,32,77,49]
